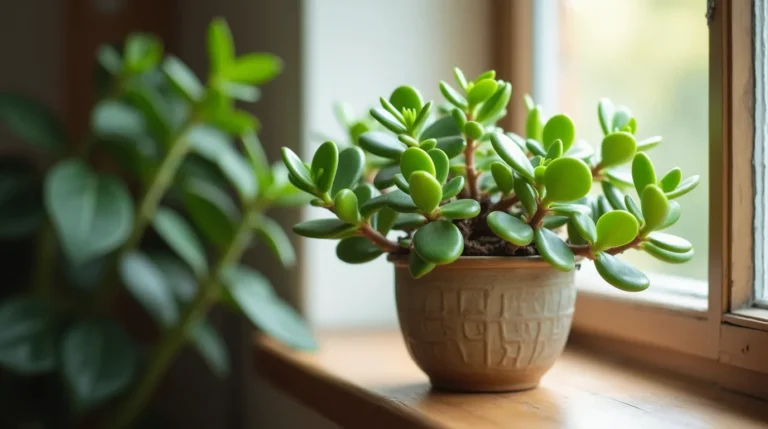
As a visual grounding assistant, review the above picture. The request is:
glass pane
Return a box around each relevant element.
[755,0,768,305]
[535,0,709,293]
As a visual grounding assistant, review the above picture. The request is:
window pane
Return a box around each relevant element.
[755,0,768,305]
[535,0,709,291]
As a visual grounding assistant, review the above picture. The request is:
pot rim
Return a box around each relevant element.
[387,254,576,269]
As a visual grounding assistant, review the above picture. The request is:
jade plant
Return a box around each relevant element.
[0,19,313,428]
[282,68,699,289]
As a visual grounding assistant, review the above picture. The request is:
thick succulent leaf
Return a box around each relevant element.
[665,175,700,199]
[331,147,365,196]
[393,213,428,230]
[439,199,480,220]
[640,185,670,233]
[293,218,357,239]
[439,81,468,109]
[359,131,408,159]
[421,116,462,140]
[163,56,204,102]
[612,106,634,132]
[0,297,56,374]
[376,207,398,234]
[594,195,612,220]
[435,136,466,159]
[183,179,239,248]
[659,201,681,230]
[389,85,423,111]
[255,216,296,267]
[442,176,465,200]
[190,321,230,378]
[570,211,597,243]
[412,102,433,134]
[384,190,420,213]
[604,168,634,189]
[545,140,563,161]
[359,193,388,218]
[534,228,575,272]
[632,152,657,196]
[467,79,498,105]
[409,251,436,279]
[491,162,515,194]
[647,231,693,253]
[153,207,207,276]
[515,179,538,217]
[526,139,547,157]
[543,157,593,202]
[393,173,410,193]
[542,114,575,151]
[659,167,682,193]
[601,181,627,210]
[550,203,591,216]
[428,149,450,183]
[311,141,339,194]
[526,105,543,142]
[336,237,384,264]
[334,189,361,224]
[597,98,614,136]
[566,139,595,160]
[400,147,436,180]
[491,132,535,181]
[409,171,442,213]
[640,242,694,263]
[542,216,569,229]
[568,219,588,245]
[413,220,464,264]
[636,135,663,151]
[463,121,484,140]
[476,82,512,123]
[370,107,407,134]
[373,164,400,190]
[593,210,639,252]
[188,126,257,201]
[119,251,178,326]
[354,184,377,205]
[594,252,649,292]
[281,147,315,193]
[624,195,645,225]
[487,211,534,246]
[600,132,637,168]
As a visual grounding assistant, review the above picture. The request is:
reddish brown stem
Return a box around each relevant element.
[359,224,401,253]
[527,203,549,229]
[464,137,480,199]
[591,162,603,179]
[489,195,519,212]
[568,236,644,260]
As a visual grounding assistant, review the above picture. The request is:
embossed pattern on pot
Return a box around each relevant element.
[393,256,577,392]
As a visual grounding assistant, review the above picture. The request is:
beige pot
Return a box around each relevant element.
[391,256,577,392]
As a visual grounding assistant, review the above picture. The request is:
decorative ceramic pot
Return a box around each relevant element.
[391,256,577,392]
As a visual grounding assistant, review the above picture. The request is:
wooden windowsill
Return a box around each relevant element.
[254,331,768,429]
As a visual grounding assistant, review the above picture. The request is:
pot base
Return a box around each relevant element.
[430,378,539,393]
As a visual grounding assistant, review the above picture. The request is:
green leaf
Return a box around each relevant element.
[359,193,389,218]
[293,218,357,239]
[376,207,398,234]
[660,201,681,230]
[152,254,196,303]
[389,86,423,111]
[409,251,436,278]
[45,160,133,265]
[545,140,563,161]
[594,252,649,292]
[219,82,260,102]
[491,132,535,181]
[593,210,638,252]
[567,219,587,245]
[543,157,592,203]
[153,208,207,276]
[550,203,591,216]
[467,79,498,105]
[332,147,365,196]
[0,93,66,151]
[600,132,637,168]
[647,231,693,253]
[435,136,466,159]
[373,164,400,190]
[535,228,575,272]
[183,179,239,247]
[370,108,407,134]
[207,17,234,74]
[0,297,56,374]
[224,53,283,85]
[604,168,634,188]
[91,100,145,140]
[543,215,569,229]
[515,178,538,217]
[281,147,315,194]
[442,176,465,199]
[191,321,230,378]
[336,236,383,264]
[311,141,339,194]
[439,81,468,109]
[359,131,408,159]
[334,189,361,224]
[439,199,480,220]
[526,105,544,142]
[569,211,597,243]
[542,114,575,151]
[124,33,163,74]
[454,67,468,90]
[409,171,442,213]
[487,211,534,246]
[354,184,377,206]
[393,213,427,230]
[624,195,645,225]
[631,152,656,195]
[393,173,410,193]
[428,149,449,183]
[476,82,512,123]
[637,135,663,151]
[640,242,694,263]
[665,175,700,199]
[411,102,433,135]
[566,139,595,160]
[400,147,436,180]
[120,251,178,326]
[413,220,464,264]
[597,98,614,136]
[421,116,462,140]
[640,185,670,233]
[491,162,515,194]
[62,320,138,408]
[526,139,546,157]
[97,44,122,75]
[222,266,316,350]
[163,56,204,102]
[255,216,296,267]
[417,137,435,150]
[601,181,626,210]
[659,168,682,192]
[463,121,484,140]
[188,126,257,201]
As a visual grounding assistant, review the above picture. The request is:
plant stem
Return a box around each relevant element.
[108,213,254,429]
[32,220,56,296]
[489,195,519,212]
[359,224,401,253]
[463,137,479,199]
[528,203,549,229]
[568,236,643,259]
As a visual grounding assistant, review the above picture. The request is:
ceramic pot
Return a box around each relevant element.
[391,256,577,392]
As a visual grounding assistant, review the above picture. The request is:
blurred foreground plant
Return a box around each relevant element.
[0,18,313,428]
[283,68,699,289]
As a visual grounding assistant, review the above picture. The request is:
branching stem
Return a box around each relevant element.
[568,236,644,259]
[489,195,519,212]
[359,224,401,253]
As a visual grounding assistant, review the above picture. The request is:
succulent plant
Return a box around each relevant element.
[282,68,699,291]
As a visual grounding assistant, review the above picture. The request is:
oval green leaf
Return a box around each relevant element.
[435,136,466,159]
[439,199,480,220]
[413,220,464,264]
[659,168,682,193]
[153,207,207,277]
[409,171,443,213]
[594,252,649,292]
[526,106,543,142]
[597,98,614,136]
[373,164,400,190]
[359,131,408,159]
[281,147,315,193]
[0,93,66,152]
[535,228,575,272]
[393,213,428,230]
[491,162,515,194]
[393,173,410,193]
[637,135,663,151]
[570,211,597,244]
[659,201,681,230]
[376,207,398,235]
[332,146,365,196]
[467,79,498,105]
[409,251,436,279]
[311,141,339,194]
[666,175,700,199]
[545,139,563,161]
[593,210,639,252]
[401,147,436,180]
[601,132,637,168]
[641,242,694,264]
[647,231,693,253]
[334,189,361,224]
[543,157,593,203]
[255,216,296,267]
[439,81,468,110]
[442,176,465,200]
[293,218,357,239]
[476,82,512,123]
[491,132,535,181]
[515,178,538,217]
[487,211,534,246]
[542,114,575,152]
[428,149,450,184]
[624,194,645,225]
[601,180,627,210]
[384,190,420,213]
[336,236,384,264]
[641,185,670,233]
[389,85,423,111]
[119,251,179,326]
[632,152,656,195]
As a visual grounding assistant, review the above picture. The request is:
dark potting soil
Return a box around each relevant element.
[454,198,539,258]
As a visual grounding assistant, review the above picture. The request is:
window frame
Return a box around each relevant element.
[494,0,768,370]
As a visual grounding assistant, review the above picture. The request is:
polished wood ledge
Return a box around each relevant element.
[254,331,768,429]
